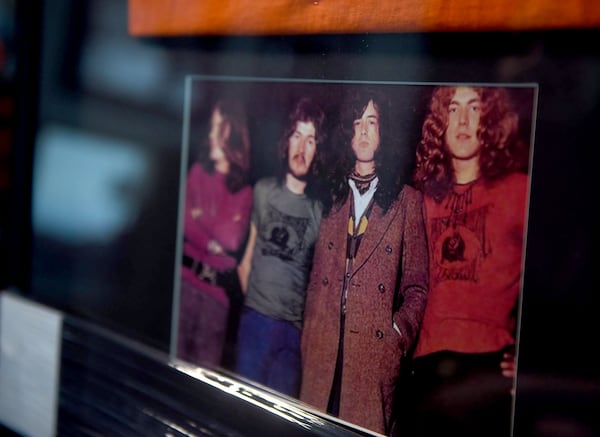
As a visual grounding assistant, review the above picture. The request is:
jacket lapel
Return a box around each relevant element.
[351,193,401,275]
[324,199,353,277]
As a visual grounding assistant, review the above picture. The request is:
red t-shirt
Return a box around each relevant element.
[414,172,529,357]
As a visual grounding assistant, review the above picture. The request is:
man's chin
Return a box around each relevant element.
[289,168,309,181]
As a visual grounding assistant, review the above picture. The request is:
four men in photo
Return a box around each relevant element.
[180,84,531,437]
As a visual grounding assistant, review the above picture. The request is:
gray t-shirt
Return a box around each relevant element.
[245,177,322,328]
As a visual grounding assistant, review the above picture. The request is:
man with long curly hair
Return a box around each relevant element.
[235,97,327,397]
[409,86,530,436]
[300,87,429,435]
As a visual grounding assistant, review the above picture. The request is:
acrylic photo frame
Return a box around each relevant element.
[171,76,537,436]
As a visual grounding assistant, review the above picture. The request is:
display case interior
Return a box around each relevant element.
[3,0,600,435]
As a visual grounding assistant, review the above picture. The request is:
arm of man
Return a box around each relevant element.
[237,222,257,294]
[183,165,214,251]
[184,182,253,256]
[208,188,253,254]
[393,188,429,354]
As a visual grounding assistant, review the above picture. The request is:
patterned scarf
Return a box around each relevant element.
[349,170,377,195]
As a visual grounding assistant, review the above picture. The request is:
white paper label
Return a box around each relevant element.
[0,292,62,437]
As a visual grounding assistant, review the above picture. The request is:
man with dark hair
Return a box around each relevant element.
[300,87,429,435]
[409,86,530,436]
[236,97,327,397]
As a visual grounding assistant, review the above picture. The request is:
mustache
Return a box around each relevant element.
[291,153,307,164]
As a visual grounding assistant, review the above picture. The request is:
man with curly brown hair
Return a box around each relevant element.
[409,86,531,437]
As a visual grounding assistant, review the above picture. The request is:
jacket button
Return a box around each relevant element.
[376,329,384,339]
[378,283,385,293]
[328,241,334,250]
[322,277,329,285]
[385,245,392,254]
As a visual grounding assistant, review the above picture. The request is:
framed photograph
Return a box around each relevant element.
[173,76,537,436]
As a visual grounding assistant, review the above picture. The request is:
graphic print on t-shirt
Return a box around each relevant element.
[430,204,491,286]
[259,205,309,262]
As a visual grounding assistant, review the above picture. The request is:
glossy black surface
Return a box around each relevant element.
[59,316,368,436]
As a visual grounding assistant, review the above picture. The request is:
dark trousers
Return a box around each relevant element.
[236,307,301,397]
[177,279,228,367]
[401,350,514,437]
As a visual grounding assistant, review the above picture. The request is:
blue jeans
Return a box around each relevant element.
[236,307,301,397]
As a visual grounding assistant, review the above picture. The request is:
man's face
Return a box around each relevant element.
[444,87,482,161]
[209,108,230,174]
[288,121,317,179]
[351,100,380,164]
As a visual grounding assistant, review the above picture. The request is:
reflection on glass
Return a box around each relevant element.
[32,124,149,244]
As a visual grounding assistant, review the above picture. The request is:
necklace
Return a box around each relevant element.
[445,184,474,215]
[444,179,479,229]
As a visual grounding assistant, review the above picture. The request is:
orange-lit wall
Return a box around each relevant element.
[129,0,600,36]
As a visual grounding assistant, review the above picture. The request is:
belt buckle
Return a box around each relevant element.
[197,261,217,286]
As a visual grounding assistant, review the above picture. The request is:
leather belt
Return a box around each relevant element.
[182,254,221,286]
